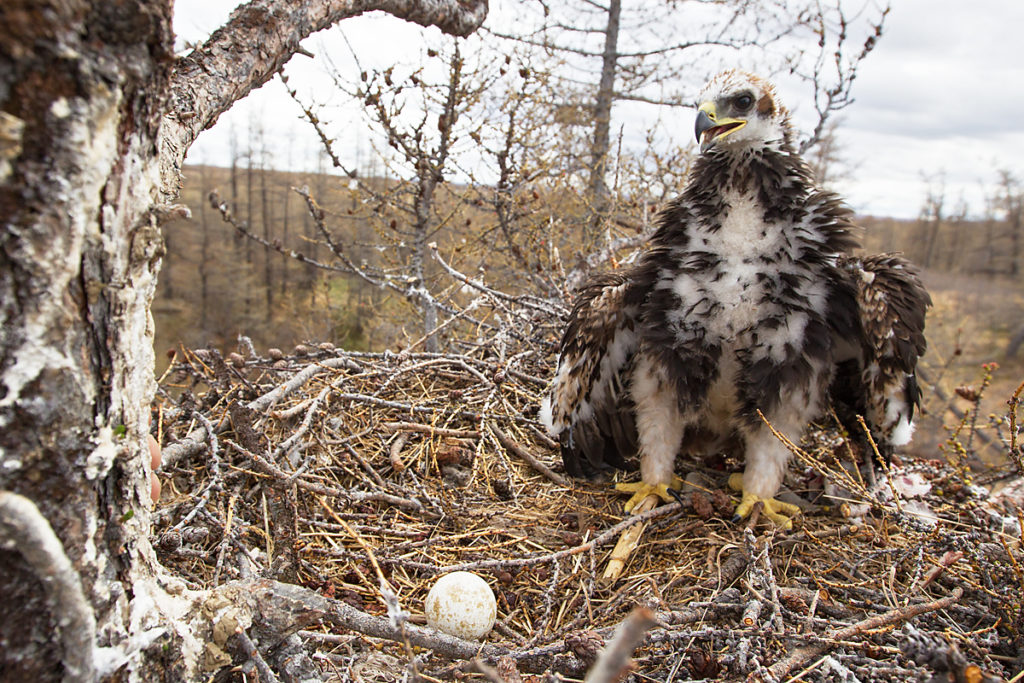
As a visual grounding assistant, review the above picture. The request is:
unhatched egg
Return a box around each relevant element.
[424,571,496,640]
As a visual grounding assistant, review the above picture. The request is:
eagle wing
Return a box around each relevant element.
[852,254,930,375]
[834,253,931,456]
[541,272,639,478]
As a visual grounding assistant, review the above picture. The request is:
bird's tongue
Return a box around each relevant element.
[709,123,739,139]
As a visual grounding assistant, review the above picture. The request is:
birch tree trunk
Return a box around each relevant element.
[1,3,172,678]
[0,0,487,680]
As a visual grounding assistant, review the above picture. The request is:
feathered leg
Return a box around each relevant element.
[732,383,822,529]
[730,422,801,529]
[617,355,685,512]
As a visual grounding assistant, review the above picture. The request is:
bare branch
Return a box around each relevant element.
[161,0,488,192]
[796,1,890,154]
[761,588,963,681]
[0,492,96,683]
[235,630,281,683]
[491,424,570,487]
[429,243,568,318]
[250,579,508,660]
[584,608,657,683]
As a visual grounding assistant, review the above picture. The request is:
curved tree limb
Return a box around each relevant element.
[249,579,507,660]
[160,0,489,194]
[0,492,96,683]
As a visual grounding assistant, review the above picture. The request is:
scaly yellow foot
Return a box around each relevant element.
[728,473,800,529]
[615,475,685,513]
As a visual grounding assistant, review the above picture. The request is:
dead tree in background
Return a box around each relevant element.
[257,120,275,322]
[944,196,969,273]
[244,119,257,319]
[918,172,946,270]
[588,0,622,240]
[487,56,568,297]
[488,0,888,248]
[996,169,1023,279]
[804,118,853,189]
[280,146,293,296]
[282,42,497,352]
[197,164,213,332]
[0,0,487,679]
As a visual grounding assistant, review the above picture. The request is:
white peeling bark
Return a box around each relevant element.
[0,2,172,677]
[0,0,487,679]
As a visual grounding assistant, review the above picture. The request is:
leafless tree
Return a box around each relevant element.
[995,169,1023,279]
[943,194,969,273]
[792,2,890,155]
[280,140,294,296]
[487,0,889,246]
[485,57,568,296]
[197,163,213,332]
[0,1,487,679]
[917,171,947,269]
[281,39,506,351]
[804,117,853,190]
[256,118,276,321]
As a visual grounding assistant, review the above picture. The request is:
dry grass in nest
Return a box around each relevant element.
[152,334,1024,682]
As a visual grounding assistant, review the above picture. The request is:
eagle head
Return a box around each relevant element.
[694,70,792,154]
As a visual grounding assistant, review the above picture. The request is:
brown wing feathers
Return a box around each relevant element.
[547,272,639,478]
[843,253,930,381]
[831,253,930,460]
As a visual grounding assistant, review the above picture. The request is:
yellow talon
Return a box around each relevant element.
[615,475,685,513]
[728,473,800,529]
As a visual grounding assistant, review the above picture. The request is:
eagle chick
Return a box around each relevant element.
[540,70,930,528]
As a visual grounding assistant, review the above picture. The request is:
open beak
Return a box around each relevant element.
[695,102,746,153]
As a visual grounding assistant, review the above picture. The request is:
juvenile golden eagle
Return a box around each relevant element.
[540,71,930,528]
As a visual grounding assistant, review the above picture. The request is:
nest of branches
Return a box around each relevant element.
[153,315,1024,682]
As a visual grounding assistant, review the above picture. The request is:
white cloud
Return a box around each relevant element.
[835,0,1024,216]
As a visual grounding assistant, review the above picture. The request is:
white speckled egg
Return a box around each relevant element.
[424,571,496,640]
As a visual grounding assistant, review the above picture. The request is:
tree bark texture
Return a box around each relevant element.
[0,0,487,680]
[586,0,621,243]
[1,2,172,679]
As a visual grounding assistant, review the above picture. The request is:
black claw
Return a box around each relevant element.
[731,514,743,524]
[667,487,687,506]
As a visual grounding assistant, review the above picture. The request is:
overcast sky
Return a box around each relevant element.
[175,0,1024,220]
[835,0,1024,218]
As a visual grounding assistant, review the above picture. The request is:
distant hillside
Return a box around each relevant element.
[157,164,408,369]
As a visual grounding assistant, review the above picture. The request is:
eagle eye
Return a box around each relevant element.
[733,94,754,111]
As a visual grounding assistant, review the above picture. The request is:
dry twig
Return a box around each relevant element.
[153,292,1023,682]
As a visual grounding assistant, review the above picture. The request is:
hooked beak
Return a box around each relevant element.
[694,102,746,153]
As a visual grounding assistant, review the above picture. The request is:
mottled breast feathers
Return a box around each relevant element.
[541,70,931,513]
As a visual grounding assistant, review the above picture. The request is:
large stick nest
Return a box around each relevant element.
[153,325,1024,682]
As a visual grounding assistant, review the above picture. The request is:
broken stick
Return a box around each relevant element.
[603,495,660,581]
